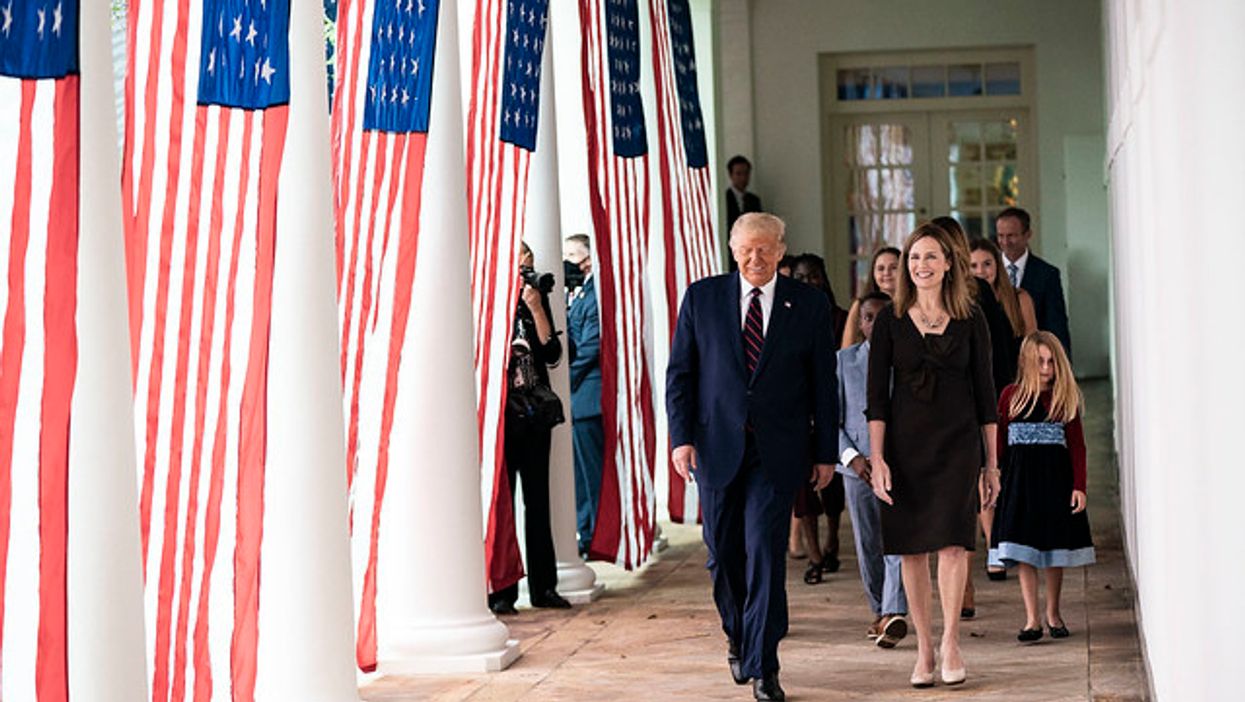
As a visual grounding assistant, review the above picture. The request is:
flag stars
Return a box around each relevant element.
[230,15,242,40]
[35,6,44,37]
[261,57,275,84]
[2,3,12,37]
[52,1,62,37]
[245,20,257,45]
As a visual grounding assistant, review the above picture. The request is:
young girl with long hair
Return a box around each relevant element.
[841,246,901,348]
[989,332,1095,642]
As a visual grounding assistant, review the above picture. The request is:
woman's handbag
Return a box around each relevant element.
[506,334,566,430]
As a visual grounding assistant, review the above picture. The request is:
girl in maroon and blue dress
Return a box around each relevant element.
[989,332,1095,643]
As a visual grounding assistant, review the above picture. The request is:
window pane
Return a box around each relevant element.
[878,125,913,165]
[911,65,945,98]
[950,166,983,208]
[948,64,983,96]
[875,66,910,99]
[881,168,916,209]
[948,122,981,163]
[837,68,871,101]
[985,62,1021,95]
[987,164,1020,206]
[844,125,878,166]
[983,119,1019,160]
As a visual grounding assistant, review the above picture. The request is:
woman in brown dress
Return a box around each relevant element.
[866,222,1000,688]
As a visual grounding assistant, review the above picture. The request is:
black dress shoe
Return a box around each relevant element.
[727,641,749,685]
[529,589,572,609]
[1017,627,1043,642]
[489,600,518,616]
[1049,622,1070,639]
[753,672,785,701]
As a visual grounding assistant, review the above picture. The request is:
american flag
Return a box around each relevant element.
[0,2,79,699]
[647,0,718,524]
[465,0,549,595]
[120,0,293,698]
[330,0,440,673]
[579,0,657,568]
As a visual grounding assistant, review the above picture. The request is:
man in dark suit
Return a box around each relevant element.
[725,155,763,233]
[995,207,1073,358]
[667,213,837,701]
[564,234,603,557]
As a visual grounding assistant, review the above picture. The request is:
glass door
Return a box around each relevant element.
[828,113,931,297]
[930,109,1033,240]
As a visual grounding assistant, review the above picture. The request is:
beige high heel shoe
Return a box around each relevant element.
[940,664,966,685]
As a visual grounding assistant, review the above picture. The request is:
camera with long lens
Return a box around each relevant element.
[519,266,556,295]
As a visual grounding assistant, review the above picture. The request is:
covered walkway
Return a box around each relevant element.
[362,381,1147,701]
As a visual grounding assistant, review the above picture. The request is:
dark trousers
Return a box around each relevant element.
[698,435,796,678]
[488,423,557,607]
[571,415,604,553]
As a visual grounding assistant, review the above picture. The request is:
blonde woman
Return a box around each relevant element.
[867,222,998,688]
[841,246,901,348]
[989,332,1095,642]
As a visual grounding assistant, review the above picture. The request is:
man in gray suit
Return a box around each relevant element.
[837,291,908,648]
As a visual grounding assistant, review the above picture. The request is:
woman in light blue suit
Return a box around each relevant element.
[837,291,908,647]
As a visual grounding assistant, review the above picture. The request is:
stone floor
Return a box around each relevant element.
[362,381,1149,701]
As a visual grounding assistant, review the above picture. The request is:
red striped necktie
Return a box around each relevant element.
[743,288,765,375]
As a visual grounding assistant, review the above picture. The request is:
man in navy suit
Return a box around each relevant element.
[995,207,1073,358]
[564,234,603,557]
[667,213,837,701]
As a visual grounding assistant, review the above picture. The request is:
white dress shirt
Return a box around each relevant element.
[1003,249,1030,287]
[738,272,777,335]
[729,186,747,210]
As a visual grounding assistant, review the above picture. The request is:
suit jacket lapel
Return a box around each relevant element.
[752,277,793,383]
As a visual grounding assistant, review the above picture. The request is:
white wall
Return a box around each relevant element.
[1105,1,1245,699]
[727,0,1110,375]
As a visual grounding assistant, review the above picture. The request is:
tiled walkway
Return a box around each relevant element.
[362,381,1149,701]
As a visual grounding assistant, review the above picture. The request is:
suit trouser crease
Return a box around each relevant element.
[571,415,604,552]
[699,437,794,678]
[843,473,907,616]
[492,423,558,605]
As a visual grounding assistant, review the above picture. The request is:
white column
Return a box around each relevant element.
[254,2,360,700]
[526,25,602,604]
[374,0,518,674]
[66,1,148,698]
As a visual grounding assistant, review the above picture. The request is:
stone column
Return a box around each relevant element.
[374,0,518,674]
[526,23,603,604]
[66,1,148,697]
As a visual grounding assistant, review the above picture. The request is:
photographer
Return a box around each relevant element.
[488,242,572,615]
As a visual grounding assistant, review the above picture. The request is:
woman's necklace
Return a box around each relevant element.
[915,305,946,330]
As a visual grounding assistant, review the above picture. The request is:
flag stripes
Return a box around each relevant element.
[330,0,439,672]
[646,0,717,524]
[0,73,78,702]
[466,0,548,593]
[121,0,292,697]
[579,0,657,569]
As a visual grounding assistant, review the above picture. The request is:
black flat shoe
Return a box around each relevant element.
[529,589,572,609]
[753,672,785,701]
[986,567,1007,581]
[1049,622,1070,639]
[821,555,841,574]
[727,640,749,685]
[960,607,976,620]
[489,600,518,616]
[1018,627,1043,642]
[803,560,824,585]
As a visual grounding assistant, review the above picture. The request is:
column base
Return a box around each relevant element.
[378,614,521,674]
[556,559,603,604]
[654,533,669,553]
[378,639,520,674]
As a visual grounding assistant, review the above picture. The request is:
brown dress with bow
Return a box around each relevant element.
[865,303,997,554]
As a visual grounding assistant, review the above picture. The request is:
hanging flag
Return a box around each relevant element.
[579,0,657,568]
[121,0,295,698]
[330,0,440,673]
[464,0,550,595]
[0,3,79,700]
[646,0,718,524]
